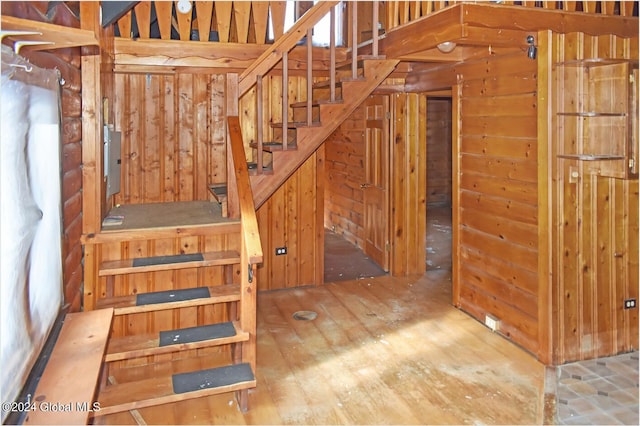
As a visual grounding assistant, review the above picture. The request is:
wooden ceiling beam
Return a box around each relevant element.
[113,38,347,69]
[460,3,638,38]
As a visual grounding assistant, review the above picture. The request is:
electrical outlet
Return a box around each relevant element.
[624,299,637,309]
[485,314,500,332]
[275,246,287,256]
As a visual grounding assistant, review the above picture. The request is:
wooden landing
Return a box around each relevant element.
[100,201,236,231]
[99,272,546,425]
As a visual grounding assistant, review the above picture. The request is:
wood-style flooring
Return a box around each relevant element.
[101,271,546,425]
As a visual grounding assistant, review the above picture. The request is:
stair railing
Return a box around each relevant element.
[225,76,263,374]
[236,1,381,176]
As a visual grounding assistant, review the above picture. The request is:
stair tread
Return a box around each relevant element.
[94,363,256,416]
[249,141,297,152]
[289,99,342,108]
[313,79,343,89]
[99,250,240,276]
[269,120,321,129]
[106,321,249,362]
[208,184,227,201]
[96,284,241,315]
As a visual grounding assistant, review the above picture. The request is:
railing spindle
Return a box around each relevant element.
[352,1,358,79]
[256,74,263,173]
[372,0,379,57]
[330,5,336,102]
[282,50,288,150]
[307,28,313,126]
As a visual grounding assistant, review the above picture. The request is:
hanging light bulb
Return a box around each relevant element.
[437,41,457,53]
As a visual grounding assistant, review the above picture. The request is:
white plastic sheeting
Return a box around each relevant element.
[1,45,63,421]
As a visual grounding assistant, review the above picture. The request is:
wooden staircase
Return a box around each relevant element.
[214,1,398,214]
[91,248,256,418]
[249,58,398,208]
[91,116,262,419]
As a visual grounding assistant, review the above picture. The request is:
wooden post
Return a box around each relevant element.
[307,28,313,125]
[372,0,379,57]
[352,1,358,79]
[256,75,263,173]
[330,5,336,102]
[283,51,289,149]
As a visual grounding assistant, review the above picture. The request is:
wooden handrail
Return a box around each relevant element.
[227,115,263,266]
[238,0,339,97]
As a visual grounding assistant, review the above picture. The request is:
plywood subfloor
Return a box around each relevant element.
[101,201,236,231]
[100,271,546,425]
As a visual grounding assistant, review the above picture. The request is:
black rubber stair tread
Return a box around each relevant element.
[208,184,227,202]
[105,321,249,362]
[96,284,241,315]
[173,363,255,394]
[95,363,256,416]
[136,286,210,306]
[133,253,203,268]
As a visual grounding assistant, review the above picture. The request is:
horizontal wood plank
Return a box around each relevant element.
[25,309,113,425]
[96,284,240,315]
[95,367,256,416]
[99,250,240,276]
[105,321,248,362]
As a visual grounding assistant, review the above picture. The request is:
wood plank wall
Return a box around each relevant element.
[111,70,323,292]
[324,102,367,248]
[454,52,540,355]
[550,32,639,364]
[113,73,312,204]
[427,98,452,205]
[113,72,227,204]
[256,152,324,291]
[2,2,86,312]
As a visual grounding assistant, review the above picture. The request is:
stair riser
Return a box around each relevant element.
[272,128,297,144]
[312,86,342,102]
[292,105,320,123]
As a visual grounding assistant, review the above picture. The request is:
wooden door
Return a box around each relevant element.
[363,95,390,271]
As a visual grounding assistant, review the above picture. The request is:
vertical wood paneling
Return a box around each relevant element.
[115,72,240,204]
[390,93,427,276]
[552,31,639,363]
[256,154,322,291]
[454,52,539,355]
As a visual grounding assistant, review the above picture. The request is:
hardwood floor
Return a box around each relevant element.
[101,271,546,425]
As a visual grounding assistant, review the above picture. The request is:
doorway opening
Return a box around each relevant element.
[425,96,453,272]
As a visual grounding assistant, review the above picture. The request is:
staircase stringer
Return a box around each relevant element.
[251,59,399,209]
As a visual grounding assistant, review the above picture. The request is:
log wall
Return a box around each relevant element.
[550,32,639,363]
[427,98,452,205]
[454,52,540,355]
[324,102,367,248]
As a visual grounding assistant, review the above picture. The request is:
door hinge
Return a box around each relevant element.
[385,112,391,120]
[630,74,635,84]
[385,241,391,251]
